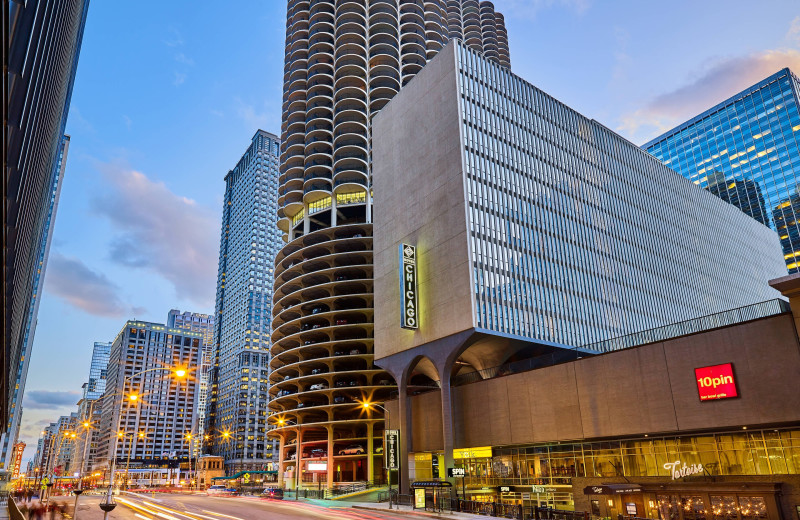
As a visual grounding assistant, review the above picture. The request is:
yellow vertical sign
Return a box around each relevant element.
[415,488,426,509]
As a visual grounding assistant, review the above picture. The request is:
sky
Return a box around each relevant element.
[18,0,800,463]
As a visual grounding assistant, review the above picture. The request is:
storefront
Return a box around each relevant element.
[437,429,800,519]
[582,480,783,520]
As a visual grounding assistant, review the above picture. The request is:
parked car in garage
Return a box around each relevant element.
[338,444,365,455]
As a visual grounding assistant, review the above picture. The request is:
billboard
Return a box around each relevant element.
[695,363,738,401]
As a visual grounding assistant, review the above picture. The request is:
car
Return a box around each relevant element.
[206,485,231,496]
[261,487,284,500]
[311,306,326,314]
[311,324,322,329]
[333,395,350,404]
[334,380,347,388]
[309,448,326,458]
[352,233,363,238]
[309,383,328,390]
[334,350,346,356]
[311,367,326,375]
[335,275,349,281]
[348,380,358,387]
[304,340,318,345]
[338,444,365,455]
[335,319,348,325]
[287,438,297,445]
[349,349,361,355]
[376,379,393,386]
[283,375,291,381]
[299,401,322,408]
[375,446,384,454]
[289,451,297,460]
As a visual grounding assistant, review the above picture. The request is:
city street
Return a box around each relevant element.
[46,493,425,520]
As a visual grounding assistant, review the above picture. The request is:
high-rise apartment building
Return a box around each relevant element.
[97,321,200,475]
[206,130,281,474]
[1,135,70,470]
[4,0,89,427]
[167,310,214,453]
[644,68,800,272]
[270,0,510,489]
[72,342,110,474]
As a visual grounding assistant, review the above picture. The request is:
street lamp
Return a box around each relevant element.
[101,366,188,517]
[358,400,394,508]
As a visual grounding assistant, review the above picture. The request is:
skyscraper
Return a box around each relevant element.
[167,309,214,452]
[97,321,200,477]
[1,135,70,470]
[206,130,281,474]
[4,0,90,428]
[644,68,800,272]
[72,342,111,474]
[270,0,510,489]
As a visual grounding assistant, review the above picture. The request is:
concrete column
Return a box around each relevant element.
[397,377,412,494]
[326,427,334,490]
[330,195,337,227]
[440,375,456,489]
[277,436,285,488]
[294,428,303,490]
[366,190,372,223]
[367,422,374,483]
[303,207,310,235]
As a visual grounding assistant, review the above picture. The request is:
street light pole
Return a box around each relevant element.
[102,366,187,513]
[359,401,393,509]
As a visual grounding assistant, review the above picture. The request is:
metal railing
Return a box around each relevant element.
[582,298,789,353]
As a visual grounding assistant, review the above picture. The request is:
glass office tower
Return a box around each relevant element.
[644,68,800,271]
[207,130,281,474]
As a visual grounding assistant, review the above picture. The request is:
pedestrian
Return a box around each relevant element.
[30,503,43,520]
[27,488,33,502]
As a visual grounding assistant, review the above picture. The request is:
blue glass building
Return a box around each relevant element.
[644,68,800,272]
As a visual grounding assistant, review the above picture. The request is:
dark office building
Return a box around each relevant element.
[3,0,90,426]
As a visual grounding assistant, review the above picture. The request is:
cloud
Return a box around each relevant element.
[174,52,194,66]
[164,26,184,47]
[173,71,187,86]
[234,96,280,130]
[497,0,590,20]
[44,253,128,317]
[91,164,218,307]
[22,390,81,410]
[788,16,800,46]
[122,114,132,129]
[617,48,800,144]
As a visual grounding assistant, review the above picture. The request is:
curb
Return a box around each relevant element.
[351,504,459,520]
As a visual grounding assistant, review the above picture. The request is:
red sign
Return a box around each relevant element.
[695,363,738,401]
[11,442,25,479]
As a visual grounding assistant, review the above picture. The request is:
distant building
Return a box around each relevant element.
[167,310,214,454]
[72,342,111,474]
[206,130,280,474]
[644,68,800,272]
[96,321,201,481]
[4,0,90,429]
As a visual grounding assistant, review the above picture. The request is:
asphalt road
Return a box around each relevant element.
[67,493,422,520]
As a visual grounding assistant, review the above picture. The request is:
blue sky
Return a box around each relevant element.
[19,0,800,462]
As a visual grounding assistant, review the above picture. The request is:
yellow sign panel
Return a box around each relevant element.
[415,488,426,509]
[453,447,492,459]
[414,453,432,462]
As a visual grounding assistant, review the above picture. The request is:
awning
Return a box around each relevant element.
[583,484,643,495]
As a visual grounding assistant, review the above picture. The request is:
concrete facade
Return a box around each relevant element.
[385,312,800,450]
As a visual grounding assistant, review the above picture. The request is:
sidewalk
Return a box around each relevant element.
[300,497,497,520]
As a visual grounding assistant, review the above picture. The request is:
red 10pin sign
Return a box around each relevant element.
[695,363,738,401]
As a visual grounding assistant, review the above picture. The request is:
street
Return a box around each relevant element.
[45,493,422,520]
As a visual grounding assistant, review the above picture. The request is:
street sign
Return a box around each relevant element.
[448,467,465,477]
[385,430,400,470]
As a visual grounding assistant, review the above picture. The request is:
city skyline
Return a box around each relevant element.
[16,0,800,466]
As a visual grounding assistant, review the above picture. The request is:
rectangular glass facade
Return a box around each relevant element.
[644,69,800,272]
[453,43,786,347]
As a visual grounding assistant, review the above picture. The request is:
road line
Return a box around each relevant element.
[201,509,247,520]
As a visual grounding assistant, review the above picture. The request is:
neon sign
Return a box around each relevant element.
[399,244,418,329]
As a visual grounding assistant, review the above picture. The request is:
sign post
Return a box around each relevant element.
[447,467,466,502]
[385,430,400,509]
